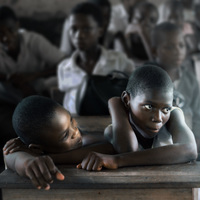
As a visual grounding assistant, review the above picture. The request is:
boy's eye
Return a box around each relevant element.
[162,107,172,114]
[144,105,152,110]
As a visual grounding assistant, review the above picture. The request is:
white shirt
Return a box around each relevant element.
[58,46,135,114]
[108,4,129,34]
[0,29,65,103]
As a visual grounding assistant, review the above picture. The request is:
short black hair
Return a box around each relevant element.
[135,1,158,13]
[0,5,18,22]
[12,95,61,145]
[126,65,173,98]
[70,2,103,27]
[151,22,182,48]
[88,0,111,10]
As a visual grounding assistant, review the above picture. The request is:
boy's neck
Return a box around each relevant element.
[77,46,101,74]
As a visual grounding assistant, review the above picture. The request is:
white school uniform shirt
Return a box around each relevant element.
[108,3,129,34]
[58,46,135,114]
[0,29,65,104]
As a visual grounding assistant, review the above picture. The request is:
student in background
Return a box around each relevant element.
[158,0,196,56]
[109,0,146,58]
[0,6,65,164]
[122,1,158,63]
[158,0,195,24]
[149,22,200,158]
[108,0,143,36]
[58,2,135,115]
[3,95,115,190]
[60,0,112,56]
[77,66,197,171]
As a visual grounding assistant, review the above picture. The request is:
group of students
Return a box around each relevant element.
[0,0,200,191]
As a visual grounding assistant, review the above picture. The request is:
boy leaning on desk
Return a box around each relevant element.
[3,65,197,190]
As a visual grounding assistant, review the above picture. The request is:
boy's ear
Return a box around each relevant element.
[121,91,131,109]
[28,144,44,154]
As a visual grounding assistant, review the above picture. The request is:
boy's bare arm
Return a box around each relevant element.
[108,97,138,153]
[4,152,64,190]
[49,142,115,164]
[78,109,197,170]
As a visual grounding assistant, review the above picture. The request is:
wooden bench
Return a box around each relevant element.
[0,162,200,200]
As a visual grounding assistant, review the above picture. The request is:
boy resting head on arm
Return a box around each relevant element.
[3,95,115,189]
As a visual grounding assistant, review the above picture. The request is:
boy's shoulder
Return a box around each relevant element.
[58,51,79,71]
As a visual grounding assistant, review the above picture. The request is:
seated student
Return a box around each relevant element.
[108,0,143,36]
[148,22,200,158]
[122,1,158,63]
[109,0,146,58]
[158,0,196,56]
[0,6,66,164]
[60,0,112,56]
[158,0,195,24]
[58,2,135,115]
[3,95,115,190]
[77,65,197,171]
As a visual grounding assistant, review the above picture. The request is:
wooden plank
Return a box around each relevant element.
[74,116,111,133]
[1,162,200,189]
[2,188,193,200]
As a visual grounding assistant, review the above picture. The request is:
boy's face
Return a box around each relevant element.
[155,31,186,70]
[128,88,173,138]
[0,19,19,53]
[132,6,158,32]
[41,107,82,153]
[69,14,101,51]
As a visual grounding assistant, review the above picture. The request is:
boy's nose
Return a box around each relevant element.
[152,110,162,123]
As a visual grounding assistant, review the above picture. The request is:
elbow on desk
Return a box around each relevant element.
[182,142,198,162]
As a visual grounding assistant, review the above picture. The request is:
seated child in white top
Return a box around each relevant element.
[58,2,135,115]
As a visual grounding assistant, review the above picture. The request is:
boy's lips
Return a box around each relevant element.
[147,125,162,133]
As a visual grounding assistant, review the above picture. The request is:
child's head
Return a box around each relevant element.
[121,0,141,15]
[163,0,184,26]
[69,2,103,51]
[151,22,186,70]
[12,96,82,153]
[132,1,158,31]
[88,0,111,34]
[122,65,173,138]
[0,6,19,54]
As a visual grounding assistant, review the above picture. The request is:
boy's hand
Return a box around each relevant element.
[77,152,118,171]
[24,155,65,190]
[3,137,28,155]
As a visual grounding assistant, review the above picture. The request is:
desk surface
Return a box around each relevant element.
[1,162,200,189]
[75,116,111,133]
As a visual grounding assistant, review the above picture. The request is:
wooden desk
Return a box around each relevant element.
[0,162,200,200]
[74,116,111,134]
